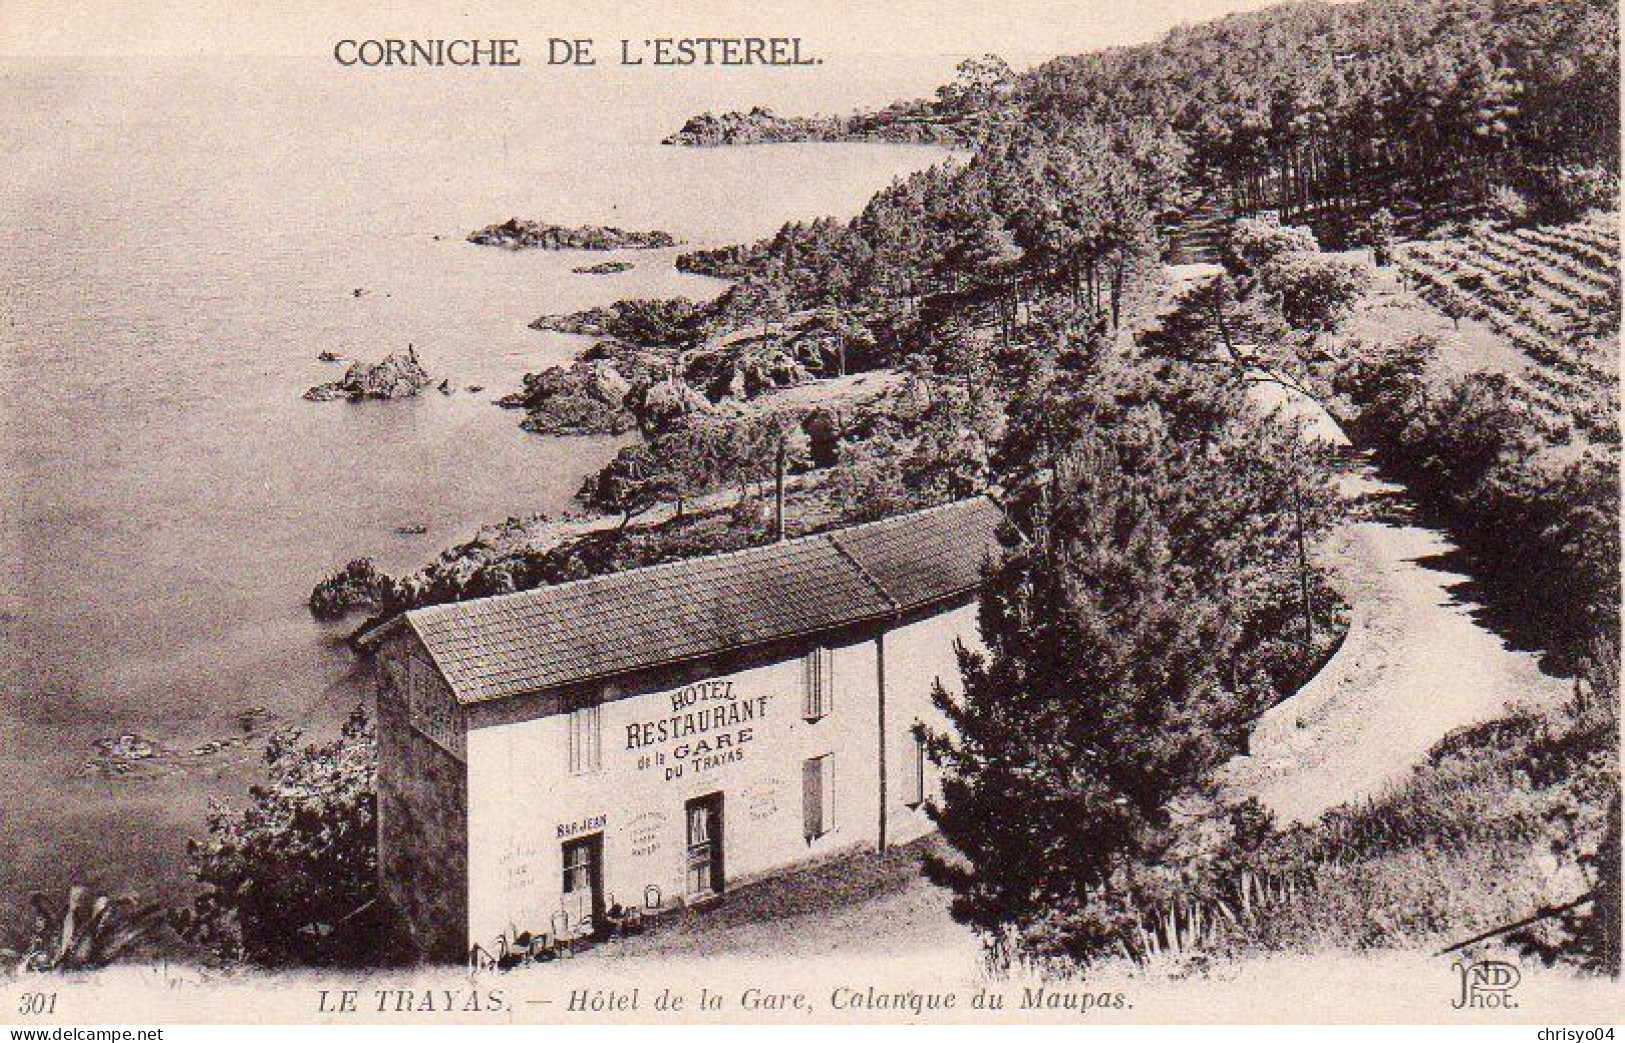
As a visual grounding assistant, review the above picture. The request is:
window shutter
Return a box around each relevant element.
[568,701,602,775]
[803,756,824,838]
[803,647,834,720]
[821,755,835,834]
[904,727,925,806]
[802,651,815,719]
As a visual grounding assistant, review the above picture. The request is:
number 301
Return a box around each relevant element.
[18,992,58,1015]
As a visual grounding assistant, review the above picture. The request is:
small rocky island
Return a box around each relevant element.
[304,346,433,402]
[467,218,676,251]
[572,261,635,275]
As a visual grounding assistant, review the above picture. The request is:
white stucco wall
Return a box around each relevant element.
[460,601,979,950]
[882,601,980,846]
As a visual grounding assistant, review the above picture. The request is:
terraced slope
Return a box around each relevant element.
[1395,214,1620,446]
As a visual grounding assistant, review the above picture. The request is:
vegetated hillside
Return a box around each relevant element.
[1171,659,1618,969]
[1010,0,1618,236]
[1395,214,1620,445]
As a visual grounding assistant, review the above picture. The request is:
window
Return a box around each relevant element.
[903,725,927,807]
[803,645,834,720]
[802,754,834,839]
[562,838,595,897]
[567,700,601,775]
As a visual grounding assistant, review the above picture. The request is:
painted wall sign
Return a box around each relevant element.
[623,680,772,782]
[556,813,607,840]
[627,811,668,860]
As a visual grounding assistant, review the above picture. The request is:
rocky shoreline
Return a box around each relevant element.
[467,218,676,251]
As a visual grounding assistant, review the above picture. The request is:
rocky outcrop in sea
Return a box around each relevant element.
[304,346,434,402]
[572,261,635,275]
[499,360,639,436]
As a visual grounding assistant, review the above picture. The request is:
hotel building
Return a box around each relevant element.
[372,496,1004,961]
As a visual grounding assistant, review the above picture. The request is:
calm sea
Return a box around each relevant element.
[0,55,953,925]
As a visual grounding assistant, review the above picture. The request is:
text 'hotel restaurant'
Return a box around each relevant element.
[372,496,1004,960]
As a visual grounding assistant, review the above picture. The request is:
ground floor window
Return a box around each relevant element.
[803,753,834,839]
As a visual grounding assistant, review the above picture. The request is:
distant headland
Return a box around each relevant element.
[467,218,677,251]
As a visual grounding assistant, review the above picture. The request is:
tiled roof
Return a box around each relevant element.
[406,497,1005,705]
[827,496,1003,612]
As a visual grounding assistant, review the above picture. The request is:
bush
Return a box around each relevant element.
[1544,166,1621,223]
[1365,208,1396,267]
[1485,184,1532,227]
[186,709,378,966]
[1225,214,1319,276]
[309,559,392,621]
[3,888,169,972]
[1262,252,1372,331]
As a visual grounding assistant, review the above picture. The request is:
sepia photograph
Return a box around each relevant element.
[0,0,1619,1028]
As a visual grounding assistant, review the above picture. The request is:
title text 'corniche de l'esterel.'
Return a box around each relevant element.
[331,38,822,68]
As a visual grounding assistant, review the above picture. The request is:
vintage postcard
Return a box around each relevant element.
[0,0,1619,1028]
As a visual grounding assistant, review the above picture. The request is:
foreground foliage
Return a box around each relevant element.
[185,709,378,966]
[1,888,168,973]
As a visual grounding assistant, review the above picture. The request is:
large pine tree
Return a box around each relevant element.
[927,346,1339,963]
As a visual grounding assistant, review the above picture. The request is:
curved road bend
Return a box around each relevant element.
[1219,382,1570,823]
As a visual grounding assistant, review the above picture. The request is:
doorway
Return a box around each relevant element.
[684,793,725,899]
[560,832,605,935]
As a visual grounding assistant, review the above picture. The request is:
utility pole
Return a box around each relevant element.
[774,439,788,542]
[1291,472,1314,654]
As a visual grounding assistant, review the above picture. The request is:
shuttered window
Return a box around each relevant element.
[803,646,834,720]
[567,700,601,775]
[903,725,927,807]
[803,754,834,839]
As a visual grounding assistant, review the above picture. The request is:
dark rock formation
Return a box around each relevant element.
[304,346,433,402]
[468,218,676,251]
[633,378,718,435]
[309,558,395,620]
[501,360,638,436]
[572,261,635,275]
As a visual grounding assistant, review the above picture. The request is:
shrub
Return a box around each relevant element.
[2,888,168,972]
[1485,184,1532,227]
[1262,252,1372,331]
[1544,166,1621,223]
[309,559,393,620]
[1225,214,1319,276]
[185,709,378,966]
[1365,208,1396,267]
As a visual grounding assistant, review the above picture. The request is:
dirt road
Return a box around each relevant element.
[1218,461,1571,822]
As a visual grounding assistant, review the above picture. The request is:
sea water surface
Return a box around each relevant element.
[0,55,954,923]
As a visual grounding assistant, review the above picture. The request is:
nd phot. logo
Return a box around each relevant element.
[1451,959,1521,1009]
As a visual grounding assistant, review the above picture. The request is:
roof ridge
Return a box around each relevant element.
[824,530,901,614]
[409,496,991,624]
